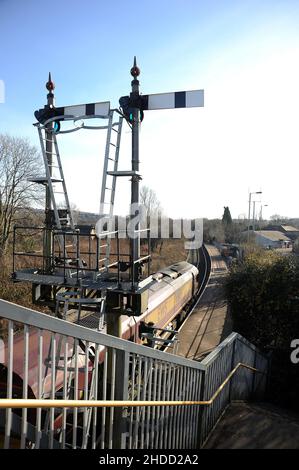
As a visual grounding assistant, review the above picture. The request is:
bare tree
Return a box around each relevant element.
[270,214,289,224]
[0,134,43,254]
[69,202,80,226]
[140,185,162,218]
[140,185,162,251]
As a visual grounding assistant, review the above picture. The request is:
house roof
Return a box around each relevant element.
[280,225,299,232]
[254,230,291,242]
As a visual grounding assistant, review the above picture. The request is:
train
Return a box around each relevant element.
[121,261,199,341]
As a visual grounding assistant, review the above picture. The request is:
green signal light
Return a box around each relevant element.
[53,121,60,133]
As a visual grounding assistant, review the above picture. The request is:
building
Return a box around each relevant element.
[252,230,291,249]
[264,224,299,241]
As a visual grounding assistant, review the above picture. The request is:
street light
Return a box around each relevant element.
[259,204,268,221]
[247,191,262,241]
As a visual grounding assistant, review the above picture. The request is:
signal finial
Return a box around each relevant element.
[130,56,140,78]
[46,72,55,92]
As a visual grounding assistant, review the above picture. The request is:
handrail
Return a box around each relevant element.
[0,363,264,409]
[0,299,206,370]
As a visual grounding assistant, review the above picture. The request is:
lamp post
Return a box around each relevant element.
[252,201,256,231]
[247,191,262,241]
[260,204,268,221]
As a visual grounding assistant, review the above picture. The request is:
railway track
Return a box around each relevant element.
[182,297,218,360]
[180,244,212,328]
[162,244,211,352]
[176,244,230,361]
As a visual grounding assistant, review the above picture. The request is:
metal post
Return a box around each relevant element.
[106,311,122,339]
[76,230,80,284]
[196,370,206,448]
[63,232,66,283]
[253,200,257,232]
[44,73,55,273]
[228,339,236,403]
[12,227,16,274]
[260,204,268,222]
[130,57,141,287]
[247,192,252,242]
[113,349,129,448]
[247,191,262,241]
[96,236,99,272]
[117,232,120,288]
[251,349,257,398]
[147,228,151,277]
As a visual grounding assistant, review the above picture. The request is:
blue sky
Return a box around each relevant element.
[1,0,299,218]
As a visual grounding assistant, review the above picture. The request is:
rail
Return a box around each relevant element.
[0,362,263,409]
[162,244,210,353]
[12,225,151,288]
[186,244,211,313]
[0,299,270,449]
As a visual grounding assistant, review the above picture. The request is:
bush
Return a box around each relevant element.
[0,255,48,312]
[226,252,299,350]
[226,252,299,411]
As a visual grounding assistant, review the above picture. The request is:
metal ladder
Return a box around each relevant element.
[36,126,75,231]
[98,110,124,270]
[54,289,105,329]
[33,125,83,274]
[66,341,98,449]
[41,335,98,449]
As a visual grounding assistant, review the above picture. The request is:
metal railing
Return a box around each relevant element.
[199,332,269,446]
[0,299,270,449]
[12,225,151,287]
[0,363,263,408]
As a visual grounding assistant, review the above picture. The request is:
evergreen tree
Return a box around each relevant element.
[222,206,232,226]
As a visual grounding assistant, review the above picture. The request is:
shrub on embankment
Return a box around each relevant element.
[0,256,32,306]
[226,250,299,411]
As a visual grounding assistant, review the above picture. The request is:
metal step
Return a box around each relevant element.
[28,176,64,184]
[107,170,141,177]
